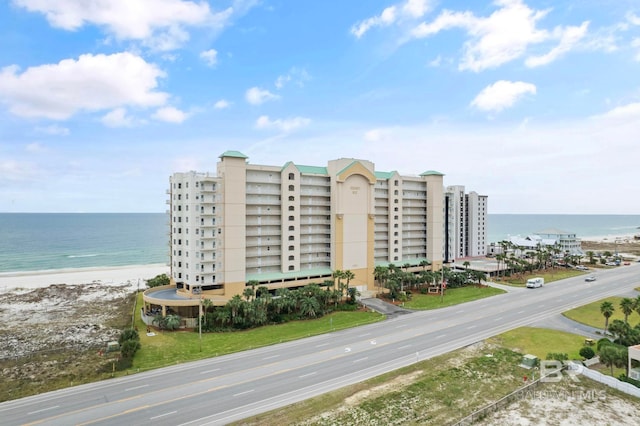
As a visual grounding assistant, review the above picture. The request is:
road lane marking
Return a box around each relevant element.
[398,344,412,350]
[359,333,371,337]
[125,384,149,392]
[456,310,464,313]
[517,310,525,314]
[150,411,177,420]
[435,334,446,339]
[494,317,503,322]
[315,343,329,348]
[233,389,255,397]
[201,368,220,374]
[395,324,408,328]
[467,325,477,330]
[27,406,59,415]
[353,357,368,363]
[262,355,279,360]
[299,372,317,378]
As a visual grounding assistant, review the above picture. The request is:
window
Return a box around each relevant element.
[288,173,295,180]
[289,235,295,241]
[394,180,398,186]
[288,255,294,261]
[288,185,294,191]
[289,245,294,251]
[288,196,295,201]
[288,265,295,271]
[178,183,182,189]
[288,226,294,231]
[288,215,294,221]
[288,206,295,211]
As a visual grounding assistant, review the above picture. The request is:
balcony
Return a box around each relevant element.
[246,247,282,257]
[245,226,282,237]
[299,197,331,206]
[245,236,282,247]
[301,236,331,244]
[245,217,282,227]
[246,206,281,216]
[246,257,282,268]
[246,195,281,206]
[245,186,281,196]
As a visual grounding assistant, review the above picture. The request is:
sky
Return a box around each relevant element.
[0,0,639,214]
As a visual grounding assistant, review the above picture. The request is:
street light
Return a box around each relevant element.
[199,289,202,352]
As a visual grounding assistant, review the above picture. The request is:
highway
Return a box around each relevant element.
[2,264,638,425]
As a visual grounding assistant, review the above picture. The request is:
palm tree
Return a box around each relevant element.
[600,301,615,334]
[463,261,470,270]
[419,259,430,270]
[470,270,487,286]
[373,265,389,293]
[242,286,255,301]
[620,298,634,324]
[343,270,355,295]
[635,295,640,318]
[164,314,181,331]
[299,296,320,318]
[586,251,595,264]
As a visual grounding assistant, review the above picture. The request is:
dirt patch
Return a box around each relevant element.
[0,283,135,401]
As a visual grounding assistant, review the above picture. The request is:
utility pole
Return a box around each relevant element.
[199,291,202,352]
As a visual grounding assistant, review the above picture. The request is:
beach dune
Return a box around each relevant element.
[0,264,169,292]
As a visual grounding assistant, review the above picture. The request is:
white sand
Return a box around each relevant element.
[0,264,169,293]
[581,234,638,243]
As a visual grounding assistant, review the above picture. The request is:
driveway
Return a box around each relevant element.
[360,297,414,318]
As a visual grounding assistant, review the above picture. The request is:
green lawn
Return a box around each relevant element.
[496,269,584,287]
[491,327,586,360]
[562,296,640,330]
[131,293,385,372]
[403,285,505,310]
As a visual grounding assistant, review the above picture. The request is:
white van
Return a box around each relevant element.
[526,277,544,288]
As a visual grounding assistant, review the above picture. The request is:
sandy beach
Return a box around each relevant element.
[0,264,169,292]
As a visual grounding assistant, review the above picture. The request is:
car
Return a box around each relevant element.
[585,275,596,282]
[623,262,630,265]
[576,265,589,271]
[605,262,617,266]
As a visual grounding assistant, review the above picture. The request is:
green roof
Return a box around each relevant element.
[420,170,444,176]
[246,267,333,283]
[219,150,248,159]
[296,165,328,175]
[375,258,431,268]
[375,171,395,179]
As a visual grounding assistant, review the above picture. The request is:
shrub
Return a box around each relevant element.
[146,273,170,288]
[546,352,568,361]
[579,346,595,360]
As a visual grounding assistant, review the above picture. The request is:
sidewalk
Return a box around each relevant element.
[360,297,414,318]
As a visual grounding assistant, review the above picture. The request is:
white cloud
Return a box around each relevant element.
[245,87,279,105]
[592,102,640,120]
[13,0,238,51]
[25,142,46,153]
[200,49,218,67]
[214,99,230,109]
[274,67,311,89]
[428,55,442,67]
[411,0,588,72]
[525,21,589,67]
[0,52,168,120]
[101,108,135,127]
[627,12,640,26]
[351,0,432,38]
[256,115,310,132]
[152,106,188,123]
[35,124,70,135]
[632,38,640,61]
[471,80,536,112]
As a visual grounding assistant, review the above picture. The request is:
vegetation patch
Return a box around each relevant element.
[563,297,640,330]
[404,286,505,310]
[489,327,585,360]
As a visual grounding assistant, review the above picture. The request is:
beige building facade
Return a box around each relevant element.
[159,151,448,305]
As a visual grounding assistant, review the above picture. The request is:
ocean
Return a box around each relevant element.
[0,213,639,274]
[0,213,167,273]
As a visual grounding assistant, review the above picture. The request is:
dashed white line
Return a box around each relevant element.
[263,355,279,360]
[467,325,477,330]
[353,357,368,363]
[125,384,149,392]
[315,343,329,348]
[395,324,408,328]
[456,310,465,313]
[494,317,503,322]
[517,310,525,314]
[201,368,220,374]
[27,406,59,415]
[233,389,255,397]
[359,333,371,337]
[398,344,412,350]
[150,411,177,420]
[299,372,317,378]
[435,334,446,339]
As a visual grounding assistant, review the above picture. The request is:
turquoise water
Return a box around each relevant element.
[0,213,167,273]
[1,213,638,273]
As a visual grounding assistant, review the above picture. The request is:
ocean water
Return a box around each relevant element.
[488,214,640,243]
[0,213,167,273]
[1,213,639,274]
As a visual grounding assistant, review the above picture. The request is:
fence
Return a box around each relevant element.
[579,366,640,398]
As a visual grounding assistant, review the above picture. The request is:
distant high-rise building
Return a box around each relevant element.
[163,151,486,305]
[444,185,488,262]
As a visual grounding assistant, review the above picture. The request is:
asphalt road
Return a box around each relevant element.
[2,264,638,426]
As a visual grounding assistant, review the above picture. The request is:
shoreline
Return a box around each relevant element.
[0,263,169,292]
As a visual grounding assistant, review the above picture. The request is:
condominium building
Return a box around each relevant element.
[444,185,488,262]
[163,151,449,305]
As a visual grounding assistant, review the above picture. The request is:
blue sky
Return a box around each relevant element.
[1,0,639,214]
